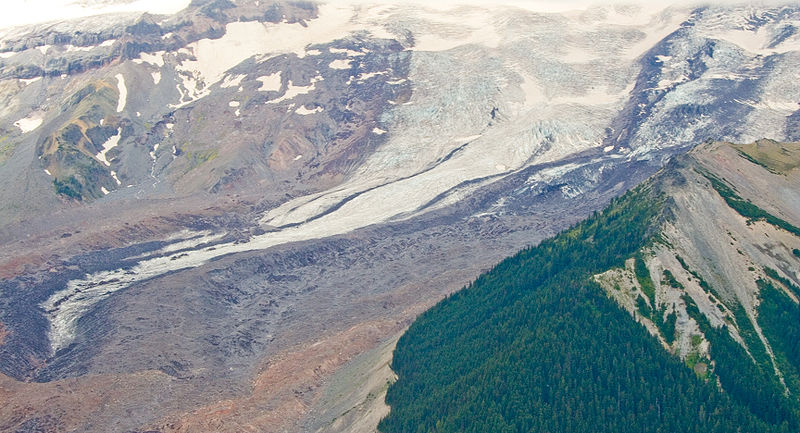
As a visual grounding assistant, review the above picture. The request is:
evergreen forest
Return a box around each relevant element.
[379,181,798,433]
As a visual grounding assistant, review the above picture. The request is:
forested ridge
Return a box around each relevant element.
[379,177,797,433]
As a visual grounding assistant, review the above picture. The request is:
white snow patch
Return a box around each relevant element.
[623,9,688,59]
[329,58,352,69]
[704,71,750,81]
[551,84,633,106]
[256,72,282,92]
[306,49,322,56]
[122,230,228,261]
[735,98,800,114]
[0,0,189,30]
[151,71,161,84]
[411,8,502,52]
[96,129,121,166]
[518,73,545,107]
[0,52,15,58]
[252,3,386,60]
[65,40,114,52]
[134,50,165,68]
[653,75,689,90]
[101,187,110,195]
[65,44,96,52]
[454,134,482,143]
[329,47,364,56]
[293,154,303,161]
[604,145,615,152]
[295,105,323,115]
[14,113,43,133]
[267,76,321,104]
[172,73,204,108]
[713,28,770,54]
[711,26,800,56]
[372,127,387,135]
[110,171,122,185]
[20,76,41,86]
[221,74,246,88]
[355,71,387,81]
[229,100,240,107]
[37,45,50,55]
[560,44,599,64]
[115,74,127,113]
[43,169,51,176]
[526,162,582,187]
[583,3,673,27]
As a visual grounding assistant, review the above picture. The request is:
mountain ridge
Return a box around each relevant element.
[380,139,800,432]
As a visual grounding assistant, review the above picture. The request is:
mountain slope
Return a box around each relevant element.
[2,2,800,431]
[381,139,800,433]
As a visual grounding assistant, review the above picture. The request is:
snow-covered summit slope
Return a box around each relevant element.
[0,2,796,215]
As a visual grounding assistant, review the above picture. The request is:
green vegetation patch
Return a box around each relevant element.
[703,171,800,237]
[656,306,678,345]
[764,267,800,300]
[186,149,219,168]
[39,81,121,201]
[732,140,800,175]
[53,176,82,200]
[636,294,652,317]
[685,350,711,381]
[634,255,656,306]
[662,269,684,290]
[0,135,15,164]
[756,278,800,399]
